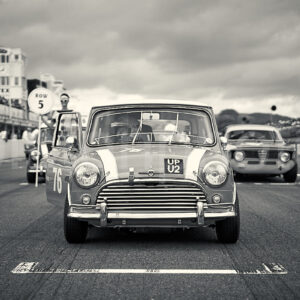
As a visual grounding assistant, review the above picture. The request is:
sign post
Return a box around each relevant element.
[28,88,54,187]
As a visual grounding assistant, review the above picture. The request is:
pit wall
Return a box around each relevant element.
[0,139,25,160]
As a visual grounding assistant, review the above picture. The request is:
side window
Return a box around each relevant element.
[55,114,79,147]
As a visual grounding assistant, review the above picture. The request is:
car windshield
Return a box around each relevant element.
[88,109,214,146]
[227,130,280,141]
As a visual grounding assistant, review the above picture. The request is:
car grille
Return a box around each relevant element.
[268,150,279,159]
[97,182,206,213]
[241,150,280,159]
[244,150,259,159]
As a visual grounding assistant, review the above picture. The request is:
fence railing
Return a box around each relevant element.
[0,104,38,122]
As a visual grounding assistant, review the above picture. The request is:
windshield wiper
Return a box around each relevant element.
[132,112,143,144]
[272,131,276,143]
[168,113,179,145]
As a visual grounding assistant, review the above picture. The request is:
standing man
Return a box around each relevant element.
[42,93,71,129]
[58,93,70,111]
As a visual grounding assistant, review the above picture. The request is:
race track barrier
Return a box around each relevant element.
[0,139,25,160]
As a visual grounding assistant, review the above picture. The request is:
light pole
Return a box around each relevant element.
[270,105,277,124]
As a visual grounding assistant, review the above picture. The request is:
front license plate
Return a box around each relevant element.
[164,158,183,174]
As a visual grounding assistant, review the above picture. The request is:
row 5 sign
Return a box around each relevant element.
[28,88,54,115]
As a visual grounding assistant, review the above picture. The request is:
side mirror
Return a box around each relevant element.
[220,136,228,147]
[66,136,78,152]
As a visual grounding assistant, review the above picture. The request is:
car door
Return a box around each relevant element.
[46,112,82,207]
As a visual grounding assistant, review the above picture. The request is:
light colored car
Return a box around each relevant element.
[224,124,297,182]
[45,100,240,243]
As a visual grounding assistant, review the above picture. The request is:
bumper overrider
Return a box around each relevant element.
[27,164,46,174]
[67,179,237,228]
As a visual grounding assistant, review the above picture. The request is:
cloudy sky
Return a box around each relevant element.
[1,0,300,117]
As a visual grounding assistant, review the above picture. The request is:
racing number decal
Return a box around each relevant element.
[164,159,184,174]
[53,167,62,193]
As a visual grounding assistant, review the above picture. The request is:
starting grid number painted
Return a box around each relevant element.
[11,262,287,275]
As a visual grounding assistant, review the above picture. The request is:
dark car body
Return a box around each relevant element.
[27,126,54,183]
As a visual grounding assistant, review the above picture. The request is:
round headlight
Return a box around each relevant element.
[74,162,100,188]
[30,150,39,161]
[234,151,245,162]
[202,161,228,186]
[279,151,290,163]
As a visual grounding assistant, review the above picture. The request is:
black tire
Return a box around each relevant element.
[216,194,240,243]
[27,172,36,183]
[64,198,88,243]
[283,163,298,183]
[234,172,243,182]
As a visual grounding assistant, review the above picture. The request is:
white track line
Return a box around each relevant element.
[236,182,299,185]
[19,183,29,186]
[11,262,287,275]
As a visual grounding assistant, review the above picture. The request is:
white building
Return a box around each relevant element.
[0,47,27,110]
[40,73,64,96]
[0,47,38,139]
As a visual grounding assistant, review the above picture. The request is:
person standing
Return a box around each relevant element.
[58,93,70,111]
[41,93,71,129]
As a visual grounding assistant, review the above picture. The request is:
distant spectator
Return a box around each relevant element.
[0,130,8,142]
[22,127,35,144]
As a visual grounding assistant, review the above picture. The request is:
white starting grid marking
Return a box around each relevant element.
[19,183,29,186]
[11,262,287,275]
[236,182,299,186]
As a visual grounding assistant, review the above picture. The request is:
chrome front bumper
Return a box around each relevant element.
[27,166,46,174]
[68,202,236,227]
[230,159,295,174]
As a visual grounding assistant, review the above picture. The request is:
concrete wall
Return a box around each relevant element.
[0,139,25,160]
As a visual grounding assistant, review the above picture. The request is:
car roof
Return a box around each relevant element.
[91,99,211,110]
[225,124,278,132]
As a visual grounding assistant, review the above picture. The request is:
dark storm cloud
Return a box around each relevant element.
[0,0,300,114]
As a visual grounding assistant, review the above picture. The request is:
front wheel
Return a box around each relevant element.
[64,198,88,243]
[216,194,240,243]
[283,163,297,183]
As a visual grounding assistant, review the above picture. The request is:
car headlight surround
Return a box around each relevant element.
[202,161,228,187]
[30,149,39,161]
[279,151,290,163]
[74,162,100,188]
[234,151,245,162]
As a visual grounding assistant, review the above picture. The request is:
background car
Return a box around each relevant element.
[26,125,54,183]
[224,124,297,182]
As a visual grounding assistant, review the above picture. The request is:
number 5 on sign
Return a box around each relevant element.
[28,88,54,115]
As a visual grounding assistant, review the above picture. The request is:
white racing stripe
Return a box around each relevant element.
[96,149,119,181]
[11,262,287,275]
[185,149,206,180]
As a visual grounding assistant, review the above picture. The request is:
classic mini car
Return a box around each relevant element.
[27,124,54,183]
[224,124,298,182]
[45,100,240,243]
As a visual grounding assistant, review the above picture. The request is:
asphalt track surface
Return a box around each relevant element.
[0,159,299,299]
